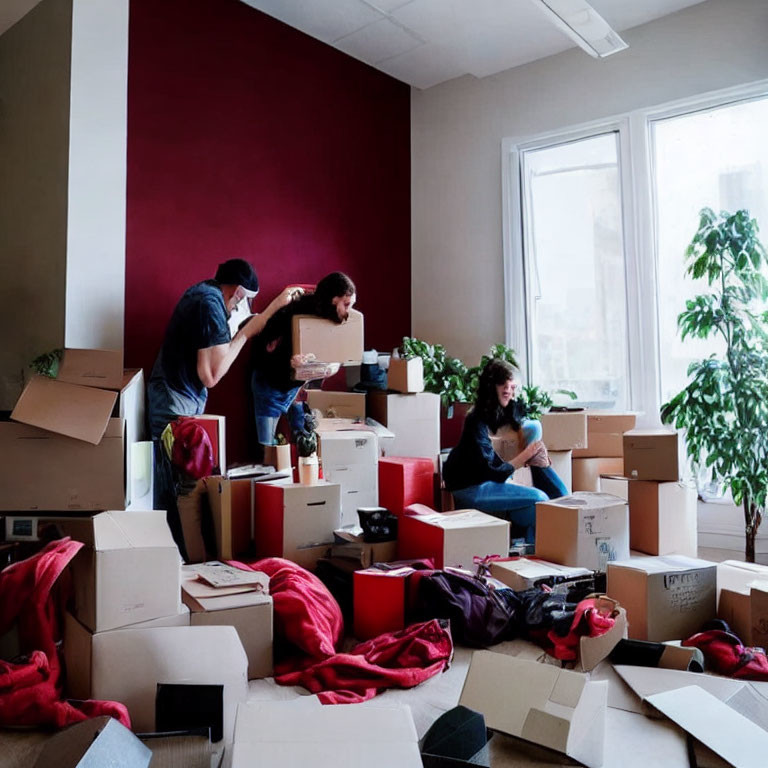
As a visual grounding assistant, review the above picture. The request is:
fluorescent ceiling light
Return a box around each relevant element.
[529,0,628,58]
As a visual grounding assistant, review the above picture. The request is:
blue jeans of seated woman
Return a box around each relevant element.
[251,371,305,446]
[451,419,566,546]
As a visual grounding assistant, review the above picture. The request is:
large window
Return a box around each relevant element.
[653,97,768,405]
[519,132,629,409]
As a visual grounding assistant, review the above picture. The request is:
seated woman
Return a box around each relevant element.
[249,272,356,449]
[442,358,567,545]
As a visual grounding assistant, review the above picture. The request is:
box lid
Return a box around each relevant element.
[491,558,591,581]
[411,509,508,531]
[91,510,179,551]
[12,375,118,445]
[609,554,716,575]
[56,348,124,390]
[540,491,627,511]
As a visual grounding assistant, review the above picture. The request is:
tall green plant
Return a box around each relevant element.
[660,208,768,562]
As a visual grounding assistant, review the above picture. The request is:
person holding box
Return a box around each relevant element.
[442,358,567,546]
[250,271,356,447]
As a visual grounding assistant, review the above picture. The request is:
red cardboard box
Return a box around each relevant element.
[353,566,416,640]
[379,457,435,516]
[398,506,509,569]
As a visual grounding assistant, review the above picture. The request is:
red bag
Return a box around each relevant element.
[171,418,215,479]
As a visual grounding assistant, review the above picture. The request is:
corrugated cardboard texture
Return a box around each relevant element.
[56,348,124,390]
[292,309,364,364]
[540,411,587,451]
[12,375,118,444]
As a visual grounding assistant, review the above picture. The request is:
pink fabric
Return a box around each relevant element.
[684,628,768,680]
[0,538,130,729]
[229,558,452,703]
[547,598,616,662]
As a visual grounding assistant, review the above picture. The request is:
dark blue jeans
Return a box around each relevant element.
[250,371,305,446]
[452,466,568,546]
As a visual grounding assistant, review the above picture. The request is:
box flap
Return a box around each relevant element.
[579,607,628,672]
[12,375,118,444]
[609,554,716,575]
[414,509,508,530]
[613,665,747,703]
[93,510,179,551]
[646,686,768,768]
[543,491,627,511]
[491,558,591,582]
[56,348,124,390]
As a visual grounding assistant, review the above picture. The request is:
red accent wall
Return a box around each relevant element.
[125,0,411,462]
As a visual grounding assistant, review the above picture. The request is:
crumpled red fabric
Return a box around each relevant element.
[171,418,215,479]
[229,557,453,703]
[547,597,617,661]
[683,627,768,680]
[0,538,130,729]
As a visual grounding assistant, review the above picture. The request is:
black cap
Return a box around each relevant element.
[214,259,259,296]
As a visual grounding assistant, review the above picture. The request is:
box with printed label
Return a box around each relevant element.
[54,511,182,633]
[539,411,588,451]
[606,555,716,641]
[251,482,339,570]
[306,390,366,420]
[489,558,592,592]
[535,492,629,571]
[717,560,768,647]
[628,480,697,557]
[367,392,441,470]
[387,358,424,394]
[572,457,625,492]
[292,309,364,365]
[379,456,435,516]
[318,430,378,528]
[398,508,509,569]
[623,429,683,482]
[572,411,637,458]
[181,569,273,679]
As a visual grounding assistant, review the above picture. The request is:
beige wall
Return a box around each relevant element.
[411,0,768,367]
[0,0,72,409]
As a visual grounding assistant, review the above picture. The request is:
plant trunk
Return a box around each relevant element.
[744,497,762,563]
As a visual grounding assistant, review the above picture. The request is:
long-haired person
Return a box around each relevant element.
[442,358,567,546]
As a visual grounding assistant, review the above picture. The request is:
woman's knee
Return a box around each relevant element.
[521,419,542,445]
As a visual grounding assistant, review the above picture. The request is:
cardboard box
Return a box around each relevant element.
[536,492,630,571]
[252,482,339,569]
[292,308,364,365]
[206,477,254,560]
[231,703,422,768]
[600,474,628,500]
[330,539,398,568]
[572,457,625,492]
[717,560,768,646]
[623,429,683,482]
[387,357,424,394]
[316,417,395,456]
[63,607,190,700]
[628,480,697,557]
[606,555,717,641]
[176,478,210,563]
[489,557,591,592]
[459,651,608,768]
[572,411,637,458]
[367,392,441,469]
[550,449,573,493]
[263,443,292,472]
[0,419,126,511]
[398,508,509,569]
[181,572,273,680]
[54,511,182,632]
[87,625,248,742]
[306,390,366,420]
[318,430,378,528]
[353,566,415,640]
[55,348,124,390]
[379,456,435,516]
[489,425,520,461]
[540,411,588,451]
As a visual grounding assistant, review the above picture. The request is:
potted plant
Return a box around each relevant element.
[295,407,320,485]
[661,208,768,562]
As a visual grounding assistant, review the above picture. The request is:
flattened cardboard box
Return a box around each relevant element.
[606,555,716,641]
[292,308,364,365]
[459,650,608,768]
[55,510,182,632]
[306,390,366,420]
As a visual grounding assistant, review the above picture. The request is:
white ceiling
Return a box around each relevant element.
[1,0,708,91]
[241,0,708,89]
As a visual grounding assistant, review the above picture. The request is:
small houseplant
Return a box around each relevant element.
[295,407,320,485]
[661,208,768,562]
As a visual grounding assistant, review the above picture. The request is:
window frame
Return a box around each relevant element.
[502,78,768,427]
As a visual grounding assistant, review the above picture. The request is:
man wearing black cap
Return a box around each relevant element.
[147,258,292,438]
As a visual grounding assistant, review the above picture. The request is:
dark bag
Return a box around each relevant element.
[357,507,398,543]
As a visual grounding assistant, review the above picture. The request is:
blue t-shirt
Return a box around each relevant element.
[148,281,231,436]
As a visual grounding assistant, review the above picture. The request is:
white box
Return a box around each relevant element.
[489,558,591,591]
[318,430,378,528]
[536,492,630,571]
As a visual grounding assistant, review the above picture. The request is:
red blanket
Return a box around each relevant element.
[0,538,130,729]
[230,557,453,704]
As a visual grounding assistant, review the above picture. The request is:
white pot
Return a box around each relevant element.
[298,454,319,486]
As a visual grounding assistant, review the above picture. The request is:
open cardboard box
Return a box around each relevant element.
[459,651,608,768]
[292,308,364,365]
[307,390,366,420]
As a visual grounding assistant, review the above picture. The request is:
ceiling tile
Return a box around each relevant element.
[363,0,416,13]
[334,17,423,64]
[376,41,469,90]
